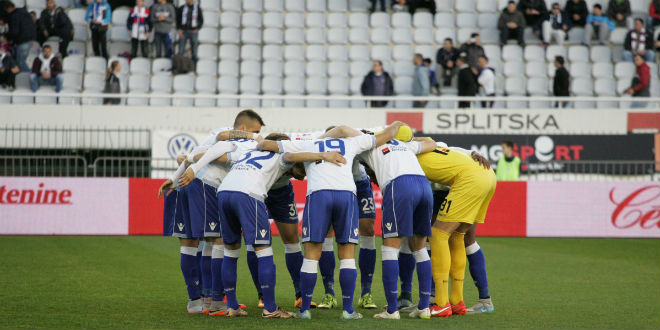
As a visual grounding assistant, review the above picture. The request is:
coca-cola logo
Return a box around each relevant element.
[0,183,72,205]
[610,185,660,229]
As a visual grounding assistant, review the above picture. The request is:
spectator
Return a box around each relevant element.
[392,0,408,13]
[29,11,37,25]
[650,0,660,30]
[456,56,477,108]
[542,3,570,46]
[423,58,438,93]
[623,18,654,62]
[38,0,74,57]
[29,45,62,92]
[412,53,430,108]
[150,0,175,58]
[0,47,18,90]
[498,1,526,46]
[656,32,660,52]
[436,38,459,87]
[496,141,521,181]
[103,60,121,105]
[85,0,111,59]
[127,0,152,58]
[369,0,385,13]
[584,4,614,45]
[360,60,394,108]
[564,0,588,27]
[176,0,203,62]
[3,1,37,72]
[459,33,485,68]
[606,0,632,28]
[624,54,650,108]
[476,55,495,108]
[408,0,436,15]
[517,0,548,38]
[0,34,10,53]
[553,56,570,108]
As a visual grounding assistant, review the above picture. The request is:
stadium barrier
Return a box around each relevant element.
[1,177,658,238]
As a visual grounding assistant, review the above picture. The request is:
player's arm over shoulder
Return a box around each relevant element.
[408,137,438,154]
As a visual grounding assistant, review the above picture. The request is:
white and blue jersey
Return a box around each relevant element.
[358,139,433,238]
[278,135,377,244]
[217,149,292,246]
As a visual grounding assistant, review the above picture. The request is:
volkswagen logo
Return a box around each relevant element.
[167,134,198,159]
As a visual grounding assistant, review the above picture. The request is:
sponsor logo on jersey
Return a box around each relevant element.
[381,147,390,155]
[167,133,198,159]
[0,183,72,205]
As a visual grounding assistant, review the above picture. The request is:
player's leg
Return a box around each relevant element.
[245,244,263,307]
[185,179,213,309]
[200,240,212,309]
[216,191,246,317]
[334,191,362,320]
[406,177,434,318]
[297,191,332,319]
[317,227,336,308]
[374,237,402,319]
[464,224,494,314]
[429,220,466,317]
[397,237,415,309]
[356,179,377,309]
[427,188,449,306]
[208,237,228,316]
[175,186,204,313]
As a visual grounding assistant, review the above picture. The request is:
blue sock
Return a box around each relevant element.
[320,239,335,296]
[398,251,415,294]
[222,248,239,310]
[413,248,432,310]
[466,243,490,299]
[201,243,212,298]
[339,259,357,314]
[300,259,318,313]
[284,243,303,294]
[381,246,399,314]
[359,236,376,296]
[180,246,201,301]
[257,247,277,312]
[196,244,203,290]
[246,246,262,297]
[211,244,224,301]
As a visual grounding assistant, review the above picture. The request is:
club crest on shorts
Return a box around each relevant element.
[177,223,184,231]
[302,227,307,235]
[385,222,392,231]
[208,222,217,231]
[260,229,267,237]
[353,228,359,236]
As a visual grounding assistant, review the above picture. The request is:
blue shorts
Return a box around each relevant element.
[265,182,299,224]
[381,175,433,238]
[355,179,376,219]
[217,191,272,246]
[432,189,450,218]
[172,186,197,239]
[186,179,221,238]
[302,190,359,244]
[162,188,177,236]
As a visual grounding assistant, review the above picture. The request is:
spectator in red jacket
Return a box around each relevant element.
[29,44,62,92]
[649,0,660,29]
[624,54,650,108]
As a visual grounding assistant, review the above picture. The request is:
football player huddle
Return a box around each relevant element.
[158,109,496,320]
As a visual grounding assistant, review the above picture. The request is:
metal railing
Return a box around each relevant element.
[2,92,659,109]
[0,126,151,150]
[92,157,177,178]
[0,155,88,177]
[522,160,660,181]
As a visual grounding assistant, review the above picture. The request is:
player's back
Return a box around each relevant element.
[360,139,425,188]
[416,146,482,186]
[219,149,289,200]
[278,135,376,195]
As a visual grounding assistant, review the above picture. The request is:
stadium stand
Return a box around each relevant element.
[1,0,659,107]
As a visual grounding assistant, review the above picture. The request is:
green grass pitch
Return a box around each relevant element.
[0,236,658,329]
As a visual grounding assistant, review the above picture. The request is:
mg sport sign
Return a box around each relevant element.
[422,109,627,134]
